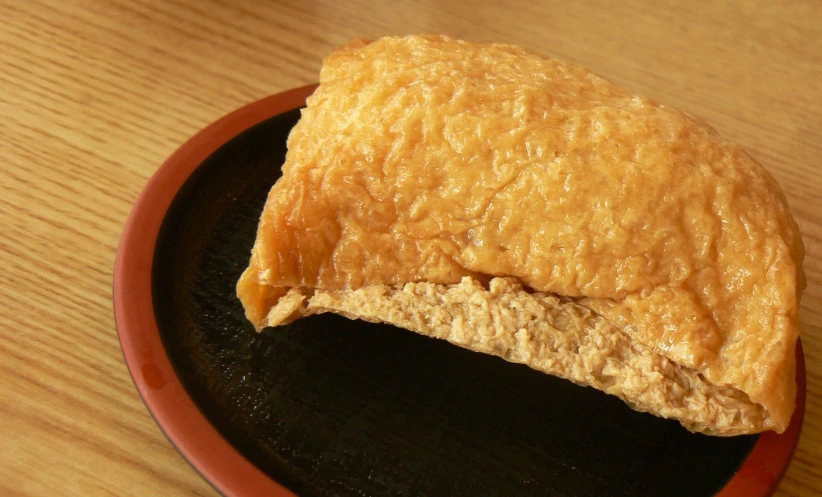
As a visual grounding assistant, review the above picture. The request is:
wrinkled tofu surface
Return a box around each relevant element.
[237,35,805,434]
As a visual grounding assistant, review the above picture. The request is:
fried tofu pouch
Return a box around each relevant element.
[237,35,805,435]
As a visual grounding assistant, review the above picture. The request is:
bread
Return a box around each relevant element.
[237,35,805,435]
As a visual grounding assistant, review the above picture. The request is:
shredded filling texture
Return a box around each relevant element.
[269,277,769,436]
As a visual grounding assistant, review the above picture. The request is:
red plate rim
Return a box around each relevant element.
[113,84,806,497]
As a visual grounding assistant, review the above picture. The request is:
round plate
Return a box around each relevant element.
[114,85,806,497]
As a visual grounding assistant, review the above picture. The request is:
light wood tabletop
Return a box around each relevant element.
[2,1,821,496]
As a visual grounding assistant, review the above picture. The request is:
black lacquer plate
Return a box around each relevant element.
[148,106,761,497]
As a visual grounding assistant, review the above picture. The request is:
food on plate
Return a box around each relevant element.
[237,35,805,436]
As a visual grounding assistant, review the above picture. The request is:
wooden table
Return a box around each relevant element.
[2,1,820,495]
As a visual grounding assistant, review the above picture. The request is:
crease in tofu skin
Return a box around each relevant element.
[236,35,806,435]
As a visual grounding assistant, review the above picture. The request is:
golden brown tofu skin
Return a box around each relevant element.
[237,35,805,434]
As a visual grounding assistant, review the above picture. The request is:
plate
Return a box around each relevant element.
[114,85,806,497]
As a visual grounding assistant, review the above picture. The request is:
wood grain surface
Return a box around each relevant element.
[1,1,820,496]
